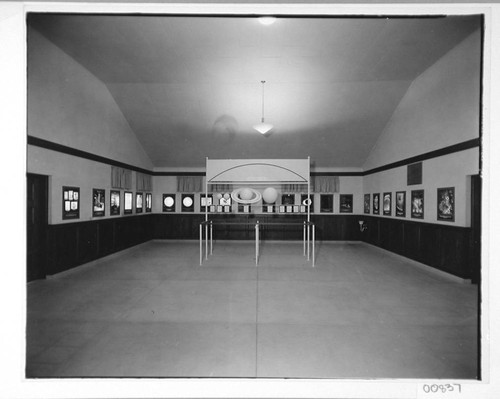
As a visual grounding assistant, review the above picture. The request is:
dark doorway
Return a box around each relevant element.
[470,174,481,285]
[27,173,48,282]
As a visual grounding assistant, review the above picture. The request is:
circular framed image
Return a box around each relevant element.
[164,196,174,207]
[182,196,193,207]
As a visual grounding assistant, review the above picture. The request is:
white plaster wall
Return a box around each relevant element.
[28,28,153,170]
[363,29,481,171]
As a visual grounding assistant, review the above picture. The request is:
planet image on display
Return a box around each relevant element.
[262,187,278,204]
[239,188,254,201]
[164,196,174,207]
[183,197,193,207]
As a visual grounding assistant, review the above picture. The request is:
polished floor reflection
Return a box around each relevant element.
[26,241,479,379]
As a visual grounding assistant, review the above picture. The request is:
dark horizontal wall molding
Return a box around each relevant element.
[363,138,480,176]
[27,135,153,175]
[28,135,479,178]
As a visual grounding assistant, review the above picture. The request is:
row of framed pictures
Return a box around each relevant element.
[162,193,356,214]
[62,186,152,220]
[363,187,455,222]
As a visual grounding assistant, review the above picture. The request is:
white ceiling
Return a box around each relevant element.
[29,14,480,169]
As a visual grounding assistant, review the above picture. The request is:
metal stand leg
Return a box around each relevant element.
[307,223,310,261]
[205,224,208,260]
[255,222,259,266]
[312,224,315,267]
[303,222,306,257]
[210,221,213,255]
[199,224,203,265]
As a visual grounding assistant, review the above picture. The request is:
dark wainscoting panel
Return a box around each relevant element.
[361,216,471,279]
[45,213,471,280]
[47,215,154,275]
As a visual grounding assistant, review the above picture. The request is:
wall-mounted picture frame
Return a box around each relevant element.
[182,194,194,212]
[301,194,314,213]
[395,191,406,217]
[281,194,295,205]
[162,194,175,212]
[411,190,424,219]
[364,194,370,214]
[339,194,353,213]
[124,191,133,214]
[383,192,391,216]
[219,194,231,206]
[407,162,423,185]
[320,194,333,213]
[92,188,105,217]
[136,192,143,213]
[62,186,80,220]
[145,192,152,213]
[201,194,213,211]
[437,187,455,222]
[373,193,380,215]
[110,190,120,216]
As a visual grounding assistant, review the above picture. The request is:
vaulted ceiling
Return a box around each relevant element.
[29,13,480,169]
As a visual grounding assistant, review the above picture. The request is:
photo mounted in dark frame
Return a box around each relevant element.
[110,190,120,216]
[373,193,380,215]
[62,186,80,220]
[301,194,314,213]
[145,193,152,213]
[411,190,424,219]
[364,194,370,214]
[320,194,333,213]
[395,191,406,217]
[383,192,391,216]
[437,187,455,222]
[92,188,105,217]
[136,192,143,213]
[281,194,295,205]
[182,194,194,212]
[200,194,213,211]
[339,194,353,213]
[124,191,133,214]
[163,194,175,212]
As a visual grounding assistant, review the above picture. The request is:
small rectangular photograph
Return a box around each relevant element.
[92,188,105,217]
[339,194,353,213]
[383,192,391,216]
[373,193,380,215]
[145,193,152,213]
[395,191,406,217]
[411,190,424,219]
[437,187,455,222]
[320,194,333,213]
[110,190,120,215]
[136,192,143,213]
[62,186,80,220]
[124,191,133,214]
[364,194,370,214]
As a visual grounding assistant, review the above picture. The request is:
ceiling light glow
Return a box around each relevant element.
[258,16,276,26]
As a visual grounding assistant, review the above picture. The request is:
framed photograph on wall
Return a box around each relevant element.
[182,194,194,212]
[281,194,295,205]
[200,194,213,211]
[124,191,133,214]
[62,186,80,220]
[395,191,406,217]
[320,194,333,213]
[383,192,391,216]
[437,187,455,222]
[339,194,353,213]
[92,188,105,217]
[373,193,380,215]
[301,194,314,213]
[145,193,152,213]
[411,190,424,219]
[110,190,120,215]
[162,194,175,212]
[136,192,143,213]
[364,194,370,214]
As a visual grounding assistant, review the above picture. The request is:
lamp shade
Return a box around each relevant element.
[253,122,273,134]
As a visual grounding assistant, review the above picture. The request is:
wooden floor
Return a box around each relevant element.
[26,240,479,379]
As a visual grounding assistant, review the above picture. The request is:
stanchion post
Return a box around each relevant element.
[312,223,315,267]
[307,222,310,261]
[255,221,259,266]
[199,223,202,265]
[205,223,208,260]
[303,221,306,257]
[210,221,213,255]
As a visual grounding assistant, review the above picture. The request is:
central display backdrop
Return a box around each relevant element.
[206,158,310,184]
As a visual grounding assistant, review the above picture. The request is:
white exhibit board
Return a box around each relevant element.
[206,158,310,184]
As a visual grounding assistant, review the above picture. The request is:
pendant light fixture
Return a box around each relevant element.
[253,80,273,135]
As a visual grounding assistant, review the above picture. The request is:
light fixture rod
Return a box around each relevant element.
[261,80,266,122]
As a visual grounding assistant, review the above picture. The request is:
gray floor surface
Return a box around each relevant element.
[26,240,479,379]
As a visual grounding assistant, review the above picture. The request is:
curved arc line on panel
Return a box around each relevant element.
[207,162,308,183]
